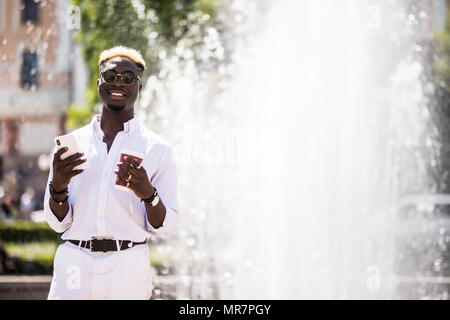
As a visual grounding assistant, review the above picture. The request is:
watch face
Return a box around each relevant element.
[151,195,160,206]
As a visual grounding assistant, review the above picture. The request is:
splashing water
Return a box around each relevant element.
[140,0,447,299]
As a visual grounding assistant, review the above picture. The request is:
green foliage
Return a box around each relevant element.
[65,103,94,131]
[0,220,60,243]
[69,0,223,129]
[3,241,57,272]
[434,11,450,93]
[0,220,173,275]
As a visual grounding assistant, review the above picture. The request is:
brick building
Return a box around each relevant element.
[0,0,86,217]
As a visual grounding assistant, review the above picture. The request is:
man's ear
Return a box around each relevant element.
[97,79,100,88]
[139,83,142,92]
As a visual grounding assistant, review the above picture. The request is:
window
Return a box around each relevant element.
[21,51,38,89]
[22,0,39,23]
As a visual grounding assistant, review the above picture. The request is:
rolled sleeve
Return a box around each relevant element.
[145,145,180,240]
[145,207,179,240]
[43,163,73,234]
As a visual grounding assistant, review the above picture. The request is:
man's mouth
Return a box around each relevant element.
[108,90,127,98]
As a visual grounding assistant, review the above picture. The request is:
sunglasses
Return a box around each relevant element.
[101,69,141,86]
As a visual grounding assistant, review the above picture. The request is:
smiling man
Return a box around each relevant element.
[43,46,179,300]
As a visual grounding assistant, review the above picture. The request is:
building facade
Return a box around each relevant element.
[0,0,85,217]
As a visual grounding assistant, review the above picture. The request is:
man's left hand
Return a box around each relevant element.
[115,157,154,199]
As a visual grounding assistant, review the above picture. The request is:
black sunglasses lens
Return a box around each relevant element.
[121,71,135,85]
[103,70,117,83]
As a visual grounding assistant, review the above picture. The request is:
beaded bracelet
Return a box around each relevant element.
[49,181,68,197]
[49,181,68,206]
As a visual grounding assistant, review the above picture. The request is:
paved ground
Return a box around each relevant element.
[0,275,223,299]
[0,275,179,300]
[0,275,52,300]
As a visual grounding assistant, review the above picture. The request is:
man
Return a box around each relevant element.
[44,46,179,299]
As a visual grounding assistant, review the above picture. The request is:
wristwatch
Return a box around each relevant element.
[141,187,159,207]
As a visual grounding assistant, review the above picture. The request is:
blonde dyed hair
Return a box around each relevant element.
[99,46,146,70]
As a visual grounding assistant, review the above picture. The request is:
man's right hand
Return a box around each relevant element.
[51,147,86,191]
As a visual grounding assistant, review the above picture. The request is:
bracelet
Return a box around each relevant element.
[50,194,69,206]
[141,187,158,203]
[49,181,68,197]
[49,181,68,206]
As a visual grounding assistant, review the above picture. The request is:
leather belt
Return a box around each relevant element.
[68,239,146,252]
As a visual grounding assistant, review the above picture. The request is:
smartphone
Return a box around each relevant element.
[54,134,84,170]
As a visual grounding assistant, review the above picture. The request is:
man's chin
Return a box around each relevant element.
[107,103,126,111]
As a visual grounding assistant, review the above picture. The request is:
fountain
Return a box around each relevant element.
[138,0,449,299]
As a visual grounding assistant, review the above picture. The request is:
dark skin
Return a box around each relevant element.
[50,56,166,229]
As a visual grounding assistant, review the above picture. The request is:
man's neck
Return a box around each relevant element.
[100,106,134,138]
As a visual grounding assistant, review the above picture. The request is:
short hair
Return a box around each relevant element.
[99,46,146,70]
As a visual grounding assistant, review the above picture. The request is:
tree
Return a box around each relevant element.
[434,11,450,97]
[432,10,450,193]
[68,0,224,129]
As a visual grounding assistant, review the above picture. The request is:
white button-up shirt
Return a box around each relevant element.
[44,115,179,241]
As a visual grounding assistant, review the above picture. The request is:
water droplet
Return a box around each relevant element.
[149,31,158,39]
[158,50,167,60]
[434,260,441,272]
[161,267,169,275]
[202,14,210,22]
[186,238,196,247]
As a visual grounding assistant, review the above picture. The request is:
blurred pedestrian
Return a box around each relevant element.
[19,186,36,218]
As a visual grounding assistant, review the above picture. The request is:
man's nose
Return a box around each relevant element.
[113,75,125,86]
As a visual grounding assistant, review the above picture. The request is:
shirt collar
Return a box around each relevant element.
[91,114,139,139]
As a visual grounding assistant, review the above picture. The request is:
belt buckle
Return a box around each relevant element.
[89,239,109,252]
[89,239,101,252]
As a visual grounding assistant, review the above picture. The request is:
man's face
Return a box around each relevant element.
[97,56,143,112]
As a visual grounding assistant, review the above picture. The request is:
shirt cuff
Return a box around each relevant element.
[145,207,179,240]
[45,202,73,234]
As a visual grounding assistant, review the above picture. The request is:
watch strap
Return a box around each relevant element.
[141,187,158,206]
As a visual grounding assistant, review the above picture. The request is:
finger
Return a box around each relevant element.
[116,177,127,185]
[62,152,85,165]
[124,156,142,169]
[114,169,130,180]
[117,162,137,175]
[116,174,132,188]
[68,169,84,179]
[66,158,87,169]
[54,147,68,161]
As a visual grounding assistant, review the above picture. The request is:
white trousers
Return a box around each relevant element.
[47,241,152,300]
